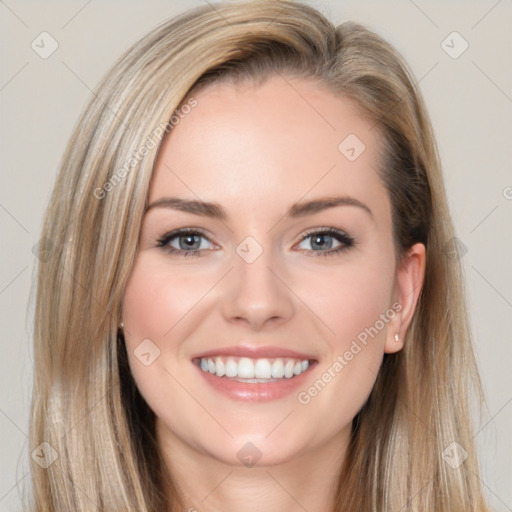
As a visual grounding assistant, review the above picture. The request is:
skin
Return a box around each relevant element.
[121,74,426,512]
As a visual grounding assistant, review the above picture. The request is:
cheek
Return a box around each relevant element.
[296,257,394,420]
[307,256,394,345]
[120,256,211,436]
[120,254,224,394]
[121,255,203,341]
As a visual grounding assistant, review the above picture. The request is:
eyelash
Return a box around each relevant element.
[156,227,356,258]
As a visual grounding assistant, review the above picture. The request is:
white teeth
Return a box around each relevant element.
[284,360,294,378]
[215,357,225,377]
[255,359,272,378]
[198,355,311,380]
[225,358,237,378]
[271,359,285,378]
[238,357,255,378]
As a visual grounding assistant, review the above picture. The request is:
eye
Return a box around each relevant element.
[156,227,356,259]
[156,228,215,257]
[295,228,356,257]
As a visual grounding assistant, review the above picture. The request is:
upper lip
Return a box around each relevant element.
[191,345,317,361]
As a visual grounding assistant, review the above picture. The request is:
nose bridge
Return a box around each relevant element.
[220,235,295,328]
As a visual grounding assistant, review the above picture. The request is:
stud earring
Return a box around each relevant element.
[119,321,124,330]
[394,333,400,342]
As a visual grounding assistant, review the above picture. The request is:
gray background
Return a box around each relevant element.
[1,0,511,510]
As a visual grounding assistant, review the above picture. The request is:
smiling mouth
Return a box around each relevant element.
[193,355,316,382]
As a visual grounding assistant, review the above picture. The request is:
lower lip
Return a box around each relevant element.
[193,360,318,402]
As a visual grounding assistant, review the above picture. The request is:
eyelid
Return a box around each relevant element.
[157,227,216,248]
[298,226,349,239]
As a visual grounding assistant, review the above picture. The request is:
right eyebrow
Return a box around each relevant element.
[146,197,227,219]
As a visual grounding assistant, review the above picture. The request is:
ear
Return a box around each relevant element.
[384,242,426,354]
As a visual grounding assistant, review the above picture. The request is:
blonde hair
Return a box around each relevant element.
[28,1,489,510]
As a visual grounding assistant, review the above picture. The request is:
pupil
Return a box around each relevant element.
[313,234,332,250]
[181,234,199,250]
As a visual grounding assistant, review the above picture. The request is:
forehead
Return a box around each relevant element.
[148,75,388,224]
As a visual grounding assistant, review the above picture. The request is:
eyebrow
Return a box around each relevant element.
[146,195,373,220]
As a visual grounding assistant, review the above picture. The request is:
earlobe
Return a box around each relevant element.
[385,313,404,353]
[384,242,426,354]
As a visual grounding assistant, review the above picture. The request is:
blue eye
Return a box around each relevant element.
[157,227,356,258]
[157,228,213,257]
[296,228,355,257]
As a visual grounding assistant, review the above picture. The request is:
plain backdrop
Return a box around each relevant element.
[1,1,511,510]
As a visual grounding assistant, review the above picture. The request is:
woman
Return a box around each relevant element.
[29,1,490,510]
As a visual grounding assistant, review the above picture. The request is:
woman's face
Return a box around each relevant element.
[121,75,425,468]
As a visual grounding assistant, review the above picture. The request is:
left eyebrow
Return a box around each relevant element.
[146,195,374,221]
[288,196,373,220]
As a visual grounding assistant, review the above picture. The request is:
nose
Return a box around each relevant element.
[220,246,295,330]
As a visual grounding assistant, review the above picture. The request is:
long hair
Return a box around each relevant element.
[28,1,489,510]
